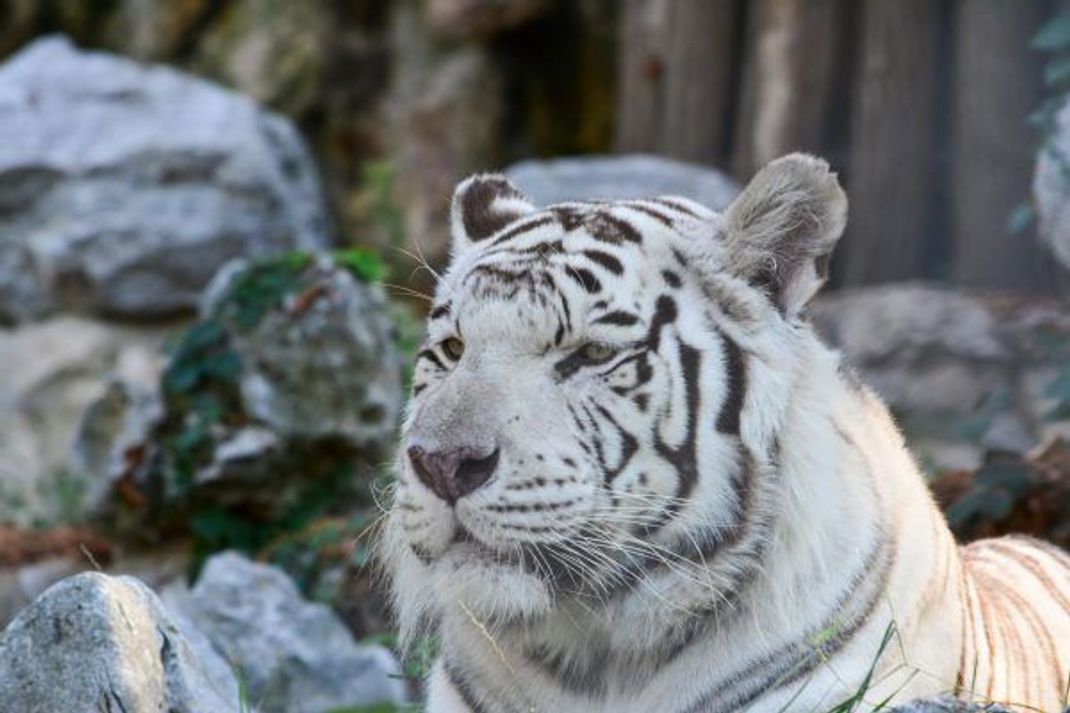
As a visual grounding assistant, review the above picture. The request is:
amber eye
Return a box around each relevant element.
[441,337,465,361]
[577,342,616,364]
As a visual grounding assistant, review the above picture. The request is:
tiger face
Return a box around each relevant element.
[387,155,847,630]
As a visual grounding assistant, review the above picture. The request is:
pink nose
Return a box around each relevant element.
[407,445,500,504]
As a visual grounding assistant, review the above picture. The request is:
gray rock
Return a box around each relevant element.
[812,284,1008,364]
[0,36,331,323]
[812,284,1070,472]
[506,154,740,210]
[0,316,168,527]
[203,255,401,450]
[163,551,407,713]
[1034,96,1070,274]
[0,571,242,713]
[85,254,402,535]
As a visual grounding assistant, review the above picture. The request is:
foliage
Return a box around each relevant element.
[161,319,243,493]
[260,509,380,600]
[953,388,1015,444]
[361,632,440,683]
[1047,364,1070,420]
[1010,8,1070,234]
[213,252,314,330]
[186,458,361,581]
[336,247,391,283]
[324,704,422,713]
[151,249,398,577]
[360,160,406,251]
[944,460,1036,528]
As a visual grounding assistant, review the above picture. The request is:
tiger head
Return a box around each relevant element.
[385,154,848,637]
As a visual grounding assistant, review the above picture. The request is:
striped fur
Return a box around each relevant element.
[381,155,1070,713]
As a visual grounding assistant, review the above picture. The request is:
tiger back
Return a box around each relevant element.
[381,153,1070,712]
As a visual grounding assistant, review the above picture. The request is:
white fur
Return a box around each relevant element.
[381,155,1070,713]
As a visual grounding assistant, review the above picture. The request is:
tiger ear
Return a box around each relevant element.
[723,153,847,317]
[450,174,537,254]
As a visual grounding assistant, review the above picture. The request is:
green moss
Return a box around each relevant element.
[213,251,315,331]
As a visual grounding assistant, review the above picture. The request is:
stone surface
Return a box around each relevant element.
[204,256,401,450]
[813,284,1070,472]
[0,36,331,323]
[0,317,168,527]
[0,571,241,713]
[87,254,402,536]
[162,551,407,713]
[1034,96,1070,274]
[506,154,740,210]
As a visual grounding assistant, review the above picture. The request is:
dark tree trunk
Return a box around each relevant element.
[951,0,1051,292]
[732,0,846,179]
[841,0,946,286]
[615,0,741,166]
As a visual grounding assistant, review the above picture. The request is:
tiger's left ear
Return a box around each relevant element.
[450,174,537,255]
[723,153,847,317]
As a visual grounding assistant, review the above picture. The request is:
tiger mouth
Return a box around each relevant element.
[442,524,606,590]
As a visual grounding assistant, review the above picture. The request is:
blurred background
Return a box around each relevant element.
[0,2,1068,712]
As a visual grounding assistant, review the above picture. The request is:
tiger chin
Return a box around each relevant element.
[379,154,1070,713]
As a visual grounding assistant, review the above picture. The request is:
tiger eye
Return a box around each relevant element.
[441,337,465,361]
[579,342,615,363]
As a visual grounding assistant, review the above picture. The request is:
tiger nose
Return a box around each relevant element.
[408,445,500,504]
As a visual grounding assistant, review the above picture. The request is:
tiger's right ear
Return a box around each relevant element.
[450,174,537,255]
[722,153,847,317]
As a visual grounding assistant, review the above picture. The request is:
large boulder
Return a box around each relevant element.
[506,154,740,210]
[0,317,168,527]
[0,571,242,713]
[1034,96,1070,274]
[0,36,331,324]
[162,551,407,713]
[85,253,403,538]
[200,255,401,451]
[813,284,1070,471]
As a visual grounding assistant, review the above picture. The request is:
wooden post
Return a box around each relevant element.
[732,0,846,179]
[951,0,1051,292]
[842,0,946,285]
[615,0,741,166]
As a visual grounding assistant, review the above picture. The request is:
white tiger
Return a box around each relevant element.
[381,154,1070,712]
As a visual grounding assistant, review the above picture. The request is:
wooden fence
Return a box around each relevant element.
[613,0,1065,293]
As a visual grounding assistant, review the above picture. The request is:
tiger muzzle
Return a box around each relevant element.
[408,444,500,504]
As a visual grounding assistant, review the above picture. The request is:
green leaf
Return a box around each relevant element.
[201,351,242,382]
[1006,202,1034,235]
[1033,13,1070,51]
[975,461,1034,497]
[1045,54,1070,88]
[335,248,389,283]
[324,705,419,713]
[182,320,226,351]
[164,362,202,394]
[1046,367,1070,400]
